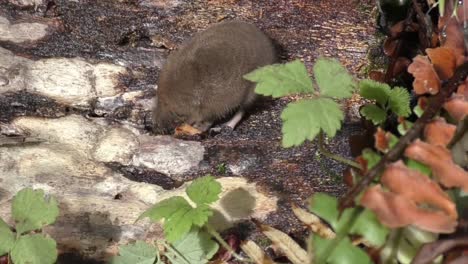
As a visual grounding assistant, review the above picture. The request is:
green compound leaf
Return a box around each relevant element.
[360,104,387,125]
[112,241,158,264]
[314,57,355,99]
[309,193,339,228]
[168,228,219,264]
[10,234,57,264]
[388,87,411,117]
[186,176,222,206]
[281,98,344,147]
[313,235,372,264]
[310,193,389,247]
[244,60,314,98]
[139,196,191,222]
[359,79,391,106]
[0,218,15,255]
[347,209,389,246]
[139,196,213,243]
[12,188,59,235]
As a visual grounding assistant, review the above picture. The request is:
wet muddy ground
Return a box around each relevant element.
[0,0,376,255]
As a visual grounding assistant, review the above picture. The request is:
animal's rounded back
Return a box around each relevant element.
[153,21,277,133]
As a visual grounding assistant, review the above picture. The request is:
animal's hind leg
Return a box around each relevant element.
[224,109,244,129]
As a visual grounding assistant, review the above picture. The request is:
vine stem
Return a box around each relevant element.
[204,224,253,263]
[161,241,191,264]
[314,207,363,263]
[318,132,361,169]
[339,62,468,210]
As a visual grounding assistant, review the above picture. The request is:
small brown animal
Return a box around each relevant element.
[152,20,277,134]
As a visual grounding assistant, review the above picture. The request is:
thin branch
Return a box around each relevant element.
[447,116,468,148]
[412,0,432,50]
[339,62,468,210]
[204,224,253,263]
[318,132,361,169]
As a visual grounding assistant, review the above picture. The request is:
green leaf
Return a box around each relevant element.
[309,193,339,228]
[0,218,15,255]
[388,87,411,117]
[313,235,372,264]
[397,120,414,136]
[359,79,391,106]
[413,105,424,118]
[168,228,219,264]
[12,188,59,235]
[310,194,388,263]
[10,234,57,264]
[310,194,388,246]
[314,57,355,99]
[387,132,399,149]
[360,104,387,125]
[281,98,344,147]
[347,209,389,246]
[362,149,381,170]
[139,197,213,243]
[112,241,158,264]
[244,60,313,98]
[186,176,222,206]
[139,196,191,222]
[406,159,431,176]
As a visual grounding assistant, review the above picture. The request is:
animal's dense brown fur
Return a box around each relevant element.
[152,20,277,133]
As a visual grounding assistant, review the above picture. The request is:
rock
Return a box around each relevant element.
[132,135,205,177]
[26,58,126,107]
[0,16,49,43]
[0,48,127,108]
[8,0,43,7]
[0,48,30,94]
[229,156,258,175]
[0,134,276,261]
[0,142,164,260]
[94,90,146,117]
[93,127,140,165]
[14,115,103,157]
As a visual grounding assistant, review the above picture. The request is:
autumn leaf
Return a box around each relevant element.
[381,161,457,220]
[444,95,468,121]
[405,139,468,192]
[438,6,466,66]
[407,55,441,95]
[361,185,457,233]
[374,128,398,153]
[424,118,456,146]
[360,161,458,234]
[175,124,203,136]
[456,79,468,98]
[426,47,456,80]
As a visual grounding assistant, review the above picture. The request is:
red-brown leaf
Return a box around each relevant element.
[383,38,398,57]
[426,47,457,80]
[382,161,457,220]
[438,3,466,66]
[374,127,389,152]
[405,139,468,191]
[444,95,468,121]
[424,118,456,146]
[361,185,457,233]
[408,55,441,95]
